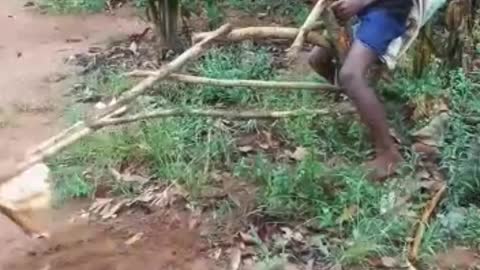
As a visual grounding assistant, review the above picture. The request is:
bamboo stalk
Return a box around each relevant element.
[26,122,84,157]
[0,24,232,185]
[287,0,328,60]
[192,27,329,48]
[94,108,333,127]
[408,184,447,262]
[92,23,232,121]
[26,105,128,157]
[0,107,126,185]
[127,72,341,91]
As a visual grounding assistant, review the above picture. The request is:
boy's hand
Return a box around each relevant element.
[331,0,370,20]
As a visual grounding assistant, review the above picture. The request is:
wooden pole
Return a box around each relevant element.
[192,26,330,48]
[0,24,232,185]
[127,72,341,92]
[287,0,328,61]
[94,108,334,127]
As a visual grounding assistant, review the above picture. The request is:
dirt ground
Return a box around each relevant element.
[0,1,216,269]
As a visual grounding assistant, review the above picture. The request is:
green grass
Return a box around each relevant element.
[51,38,480,267]
[226,0,309,25]
[41,0,106,13]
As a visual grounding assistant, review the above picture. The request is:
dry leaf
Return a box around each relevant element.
[288,147,308,161]
[411,96,449,121]
[306,259,315,270]
[209,248,222,260]
[280,227,294,241]
[337,205,358,223]
[128,41,138,55]
[229,247,242,270]
[238,145,254,153]
[413,112,449,147]
[292,231,304,242]
[125,232,144,245]
[381,256,397,268]
[101,199,128,219]
[389,128,402,144]
[239,231,257,245]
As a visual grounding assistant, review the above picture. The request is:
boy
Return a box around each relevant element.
[309,0,413,181]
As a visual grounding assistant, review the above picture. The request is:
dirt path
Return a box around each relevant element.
[0,0,146,266]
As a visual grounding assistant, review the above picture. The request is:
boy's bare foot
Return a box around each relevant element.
[365,148,403,181]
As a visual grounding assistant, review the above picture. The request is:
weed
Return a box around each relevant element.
[226,0,309,25]
[52,34,480,266]
[41,0,106,13]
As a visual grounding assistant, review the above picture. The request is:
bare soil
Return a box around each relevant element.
[5,208,216,270]
[0,1,212,268]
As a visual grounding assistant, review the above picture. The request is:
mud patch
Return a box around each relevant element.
[6,209,217,270]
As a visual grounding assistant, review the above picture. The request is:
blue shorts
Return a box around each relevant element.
[353,9,408,57]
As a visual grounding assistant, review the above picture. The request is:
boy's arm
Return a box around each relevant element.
[331,0,381,20]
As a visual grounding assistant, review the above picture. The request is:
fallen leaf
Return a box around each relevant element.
[125,232,144,245]
[306,259,315,270]
[411,96,449,121]
[229,247,242,270]
[381,256,397,268]
[288,147,308,161]
[413,112,449,147]
[209,248,222,260]
[292,231,304,242]
[128,42,138,55]
[389,128,402,144]
[101,199,129,219]
[280,227,294,240]
[337,205,358,223]
[238,145,254,153]
[239,231,257,245]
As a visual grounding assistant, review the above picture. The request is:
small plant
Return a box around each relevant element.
[41,0,106,13]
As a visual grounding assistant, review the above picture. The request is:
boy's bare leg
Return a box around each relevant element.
[337,41,402,180]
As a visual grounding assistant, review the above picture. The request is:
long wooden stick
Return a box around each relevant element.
[93,23,232,121]
[0,107,126,185]
[0,25,232,185]
[94,108,333,127]
[127,72,341,91]
[287,0,328,60]
[26,122,84,157]
[192,27,329,48]
[408,184,447,262]
[26,106,129,157]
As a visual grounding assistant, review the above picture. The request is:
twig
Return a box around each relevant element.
[192,27,329,48]
[127,72,341,92]
[287,0,328,61]
[408,184,447,262]
[94,108,334,127]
